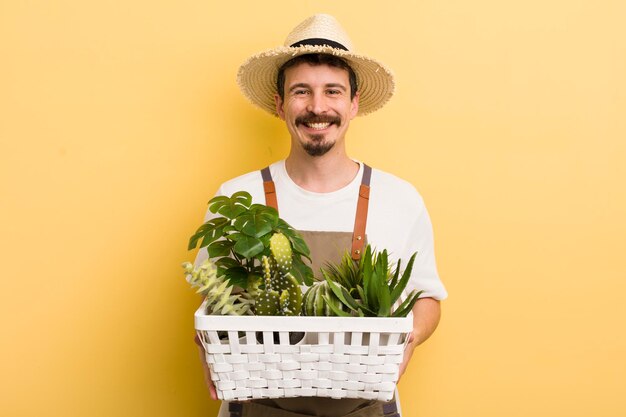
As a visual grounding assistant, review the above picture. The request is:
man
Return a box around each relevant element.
[195,14,447,417]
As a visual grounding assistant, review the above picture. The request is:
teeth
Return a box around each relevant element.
[306,122,331,130]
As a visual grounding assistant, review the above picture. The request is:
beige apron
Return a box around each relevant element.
[224,165,399,417]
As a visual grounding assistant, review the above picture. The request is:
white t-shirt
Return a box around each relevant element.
[196,160,447,300]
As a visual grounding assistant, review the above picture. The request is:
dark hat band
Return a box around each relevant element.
[290,38,348,51]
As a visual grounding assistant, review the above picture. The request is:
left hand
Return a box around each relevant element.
[397,297,441,382]
[398,331,418,382]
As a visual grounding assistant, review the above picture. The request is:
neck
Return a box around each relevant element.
[285,149,359,193]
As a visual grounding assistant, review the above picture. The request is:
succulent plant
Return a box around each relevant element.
[319,251,363,296]
[254,233,303,316]
[321,245,423,317]
[183,260,252,315]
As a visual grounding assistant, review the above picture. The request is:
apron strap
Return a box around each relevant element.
[261,166,278,211]
[351,164,371,261]
[260,163,372,261]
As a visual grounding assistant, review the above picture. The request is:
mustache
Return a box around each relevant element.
[295,112,341,127]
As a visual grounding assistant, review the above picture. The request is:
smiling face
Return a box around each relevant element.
[275,62,359,157]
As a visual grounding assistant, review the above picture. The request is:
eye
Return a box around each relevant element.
[293,89,309,95]
[327,89,342,95]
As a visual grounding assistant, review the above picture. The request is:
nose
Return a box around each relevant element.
[306,92,327,114]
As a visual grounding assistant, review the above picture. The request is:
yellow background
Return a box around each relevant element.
[1,1,625,416]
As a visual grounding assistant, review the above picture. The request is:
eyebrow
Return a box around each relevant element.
[288,83,347,92]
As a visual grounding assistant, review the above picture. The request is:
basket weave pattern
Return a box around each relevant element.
[196,307,412,402]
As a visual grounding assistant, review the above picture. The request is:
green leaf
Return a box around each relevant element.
[392,290,423,317]
[379,250,388,280]
[276,219,311,258]
[223,266,249,289]
[377,286,391,317]
[207,240,234,258]
[324,273,360,312]
[233,212,276,237]
[225,232,244,241]
[259,233,272,248]
[321,294,352,317]
[389,258,402,289]
[249,204,279,219]
[188,218,228,250]
[390,252,417,305]
[208,192,251,219]
[351,285,377,316]
[290,236,312,260]
[356,285,366,302]
[233,235,264,259]
[292,257,314,286]
[230,191,253,206]
[361,246,374,305]
[214,257,240,278]
[222,225,237,234]
[207,195,229,213]
[366,270,383,313]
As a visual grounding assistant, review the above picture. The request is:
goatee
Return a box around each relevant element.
[303,136,334,156]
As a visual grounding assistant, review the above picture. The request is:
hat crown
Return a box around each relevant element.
[283,14,354,51]
[237,13,394,117]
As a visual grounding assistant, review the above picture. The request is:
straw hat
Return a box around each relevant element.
[237,14,395,117]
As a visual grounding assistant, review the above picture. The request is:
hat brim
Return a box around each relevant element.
[237,45,395,117]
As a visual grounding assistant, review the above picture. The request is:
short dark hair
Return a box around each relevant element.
[276,54,358,101]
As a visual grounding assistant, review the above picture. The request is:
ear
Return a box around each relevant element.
[274,94,285,120]
[350,92,360,119]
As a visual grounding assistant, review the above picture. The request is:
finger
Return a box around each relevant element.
[203,366,219,400]
[198,345,219,400]
[208,380,218,401]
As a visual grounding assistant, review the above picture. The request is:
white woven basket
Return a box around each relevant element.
[195,302,412,402]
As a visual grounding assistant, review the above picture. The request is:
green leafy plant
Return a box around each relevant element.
[321,245,423,317]
[188,191,314,291]
[182,259,252,315]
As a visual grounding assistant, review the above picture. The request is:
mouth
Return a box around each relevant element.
[295,113,341,131]
[304,122,332,130]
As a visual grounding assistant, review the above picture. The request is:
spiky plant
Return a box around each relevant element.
[319,251,364,296]
[183,260,252,315]
[253,233,303,316]
[321,245,423,317]
[302,251,363,316]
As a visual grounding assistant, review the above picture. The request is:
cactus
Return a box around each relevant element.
[183,260,252,315]
[253,233,303,316]
[302,280,345,316]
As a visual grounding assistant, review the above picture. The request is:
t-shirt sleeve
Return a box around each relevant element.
[403,199,448,301]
